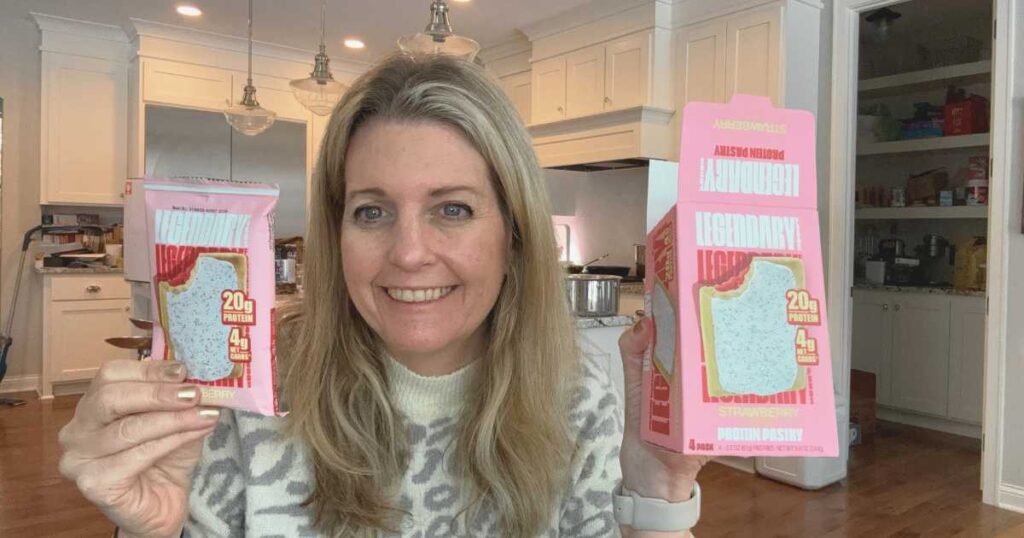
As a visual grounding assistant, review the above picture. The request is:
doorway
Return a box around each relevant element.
[830,0,1009,507]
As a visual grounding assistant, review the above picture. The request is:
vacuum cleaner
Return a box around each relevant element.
[0,224,89,407]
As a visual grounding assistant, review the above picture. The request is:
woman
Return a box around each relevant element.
[58,53,704,537]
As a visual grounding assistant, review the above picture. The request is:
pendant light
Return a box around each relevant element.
[290,0,348,116]
[864,7,901,43]
[225,0,276,136]
[398,0,480,61]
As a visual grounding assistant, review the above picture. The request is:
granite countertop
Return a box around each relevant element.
[34,265,123,275]
[620,282,644,295]
[853,282,985,298]
[575,314,636,329]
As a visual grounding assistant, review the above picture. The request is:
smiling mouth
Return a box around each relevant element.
[384,286,456,303]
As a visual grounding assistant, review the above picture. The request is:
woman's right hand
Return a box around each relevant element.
[58,360,221,538]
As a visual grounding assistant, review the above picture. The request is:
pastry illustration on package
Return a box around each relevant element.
[642,95,839,457]
[145,177,283,416]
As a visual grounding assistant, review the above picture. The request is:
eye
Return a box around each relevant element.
[439,203,473,220]
[353,205,387,223]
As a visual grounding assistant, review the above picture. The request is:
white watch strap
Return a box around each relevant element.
[612,481,701,532]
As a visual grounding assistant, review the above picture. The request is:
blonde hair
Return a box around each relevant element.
[281,53,580,536]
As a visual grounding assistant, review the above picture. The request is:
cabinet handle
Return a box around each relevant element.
[604,96,612,104]
[882,304,888,311]
[124,305,130,312]
[894,304,901,312]
[85,285,102,293]
[557,105,564,113]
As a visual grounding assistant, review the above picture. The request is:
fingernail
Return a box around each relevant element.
[176,387,198,401]
[198,408,221,419]
[163,362,185,380]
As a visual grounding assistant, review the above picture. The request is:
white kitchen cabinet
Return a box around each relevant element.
[142,58,232,111]
[500,71,532,123]
[40,53,128,205]
[565,44,606,118]
[532,55,567,123]
[948,296,986,424]
[531,31,652,124]
[851,289,984,429]
[604,32,650,111]
[724,5,782,106]
[676,5,782,109]
[889,294,951,417]
[676,19,728,106]
[850,291,892,402]
[42,274,133,398]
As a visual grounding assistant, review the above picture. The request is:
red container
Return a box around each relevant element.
[944,96,989,136]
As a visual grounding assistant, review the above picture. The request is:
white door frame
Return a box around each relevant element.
[828,0,1009,505]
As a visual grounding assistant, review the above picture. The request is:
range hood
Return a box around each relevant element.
[528,105,676,169]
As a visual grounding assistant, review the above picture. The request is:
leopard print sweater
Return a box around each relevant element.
[185,353,623,537]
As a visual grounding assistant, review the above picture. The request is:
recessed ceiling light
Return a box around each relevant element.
[343,38,365,49]
[176,4,202,17]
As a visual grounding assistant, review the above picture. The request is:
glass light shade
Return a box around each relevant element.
[224,102,276,136]
[290,76,347,116]
[397,32,480,61]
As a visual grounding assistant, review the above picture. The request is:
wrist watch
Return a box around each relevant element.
[612,481,701,532]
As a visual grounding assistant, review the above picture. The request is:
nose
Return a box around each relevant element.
[386,213,437,271]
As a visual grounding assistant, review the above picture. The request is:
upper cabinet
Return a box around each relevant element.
[141,59,231,111]
[36,15,131,206]
[676,5,781,108]
[531,55,567,123]
[677,20,727,105]
[499,71,532,124]
[531,30,652,124]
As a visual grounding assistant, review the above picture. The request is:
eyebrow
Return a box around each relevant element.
[345,185,482,201]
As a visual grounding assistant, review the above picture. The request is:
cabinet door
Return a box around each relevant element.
[49,299,132,384]
[500,71,533,124]
[677,20,727,106]
[531,55,567,123]
[604,32,650,111]
[41,53,127,205]
[948,297,986,424]
[851,291,893,403]
[724,6,781,105]
[143,58,232,111]
[565,44,605,118]
[890,294,951,416]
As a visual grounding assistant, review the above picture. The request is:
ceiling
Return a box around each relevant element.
[21,0,594,64]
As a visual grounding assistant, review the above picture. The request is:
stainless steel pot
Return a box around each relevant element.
[566,274,621,317]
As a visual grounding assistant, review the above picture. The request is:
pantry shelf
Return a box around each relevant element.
[855,206,988,220]
[858,60,992,98]
[857,133,989,156]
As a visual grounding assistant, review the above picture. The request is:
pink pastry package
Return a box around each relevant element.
[641,95,839,457]
[144,177,283,416]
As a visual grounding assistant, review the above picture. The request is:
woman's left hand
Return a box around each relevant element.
[618,315,708,502]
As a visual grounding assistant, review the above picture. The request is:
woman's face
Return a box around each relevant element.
[341,119,508,373]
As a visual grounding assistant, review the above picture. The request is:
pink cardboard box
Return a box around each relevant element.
[641,95,839,457]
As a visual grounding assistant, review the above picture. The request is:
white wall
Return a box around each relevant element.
[0,3,45,382]
[547,167,648,269]
[997,0,1024,499]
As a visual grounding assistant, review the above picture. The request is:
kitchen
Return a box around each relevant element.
[1,0,1024,536]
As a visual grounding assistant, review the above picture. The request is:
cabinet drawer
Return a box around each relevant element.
[50,275,130,301]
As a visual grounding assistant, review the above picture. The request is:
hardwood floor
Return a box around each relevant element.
[1,392,1023,537]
